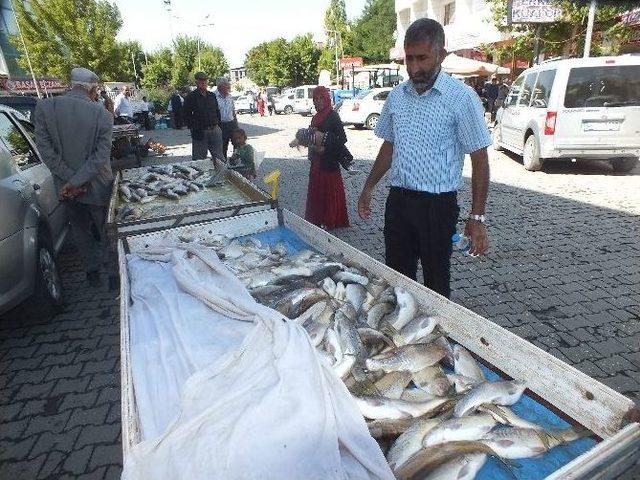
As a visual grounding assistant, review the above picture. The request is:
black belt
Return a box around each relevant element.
[390,187,456,199]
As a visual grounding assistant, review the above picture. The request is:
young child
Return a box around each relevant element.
[229,128,256,180]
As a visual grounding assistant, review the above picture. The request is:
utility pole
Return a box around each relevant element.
[10,0,41,98]
[131,52,138,87]
[584,0,597,58]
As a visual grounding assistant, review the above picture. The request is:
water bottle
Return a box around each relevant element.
[452,233,472,255]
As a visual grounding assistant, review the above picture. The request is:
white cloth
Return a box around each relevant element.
[215,91,236,122]
[114,93,134,117]
[122,244,394,480]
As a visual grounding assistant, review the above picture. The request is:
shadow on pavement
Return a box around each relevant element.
[238,121,282,139]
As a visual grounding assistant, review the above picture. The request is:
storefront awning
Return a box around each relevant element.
[442,53,510,76]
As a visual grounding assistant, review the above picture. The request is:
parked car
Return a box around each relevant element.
[0,105,69,315]
[493,55,640,172]
[293,85,318,115]
[339,88,391,130]
[234,95,255,114]
[274,91,295,114]
[0,95,38,122]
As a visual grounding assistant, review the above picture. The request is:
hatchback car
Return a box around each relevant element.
[339,88,391,130]
[493,55,640,172]
[234,95,255,114]
[274,91,295,114]
[0,105,69,315]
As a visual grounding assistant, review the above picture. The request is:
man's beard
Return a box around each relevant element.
[410,65,441,92]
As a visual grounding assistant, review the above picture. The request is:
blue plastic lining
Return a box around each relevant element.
[240,226,597,479]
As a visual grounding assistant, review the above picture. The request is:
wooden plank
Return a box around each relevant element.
[105,170,122,237]
[281,210,635,439]
[118,240,141,455]
[545,423,640,479]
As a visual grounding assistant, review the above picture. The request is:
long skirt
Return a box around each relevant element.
[305,157,349,229]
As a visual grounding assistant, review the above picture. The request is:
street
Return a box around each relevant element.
[0,112,639,479]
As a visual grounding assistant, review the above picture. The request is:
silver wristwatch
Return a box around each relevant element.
[468,214,486,223]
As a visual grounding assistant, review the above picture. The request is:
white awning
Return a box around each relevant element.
[442,53,510,76]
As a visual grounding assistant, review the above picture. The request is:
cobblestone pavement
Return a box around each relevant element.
[0,112,638,479]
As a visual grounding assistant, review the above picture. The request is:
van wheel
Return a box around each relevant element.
[33,233,63,314]
[284,105,293,114]
[492,126,503,151]
[611,157,638,173]
[365,114,379,130]
[523,135,543,171]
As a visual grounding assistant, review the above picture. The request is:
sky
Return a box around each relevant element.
[112,0,368,68]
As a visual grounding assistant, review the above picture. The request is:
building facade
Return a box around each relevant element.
[392,0,508,60]
[229,66,247,83]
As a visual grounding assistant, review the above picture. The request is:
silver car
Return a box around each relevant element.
[0,105,69,315]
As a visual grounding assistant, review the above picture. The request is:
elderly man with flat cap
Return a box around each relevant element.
[183,71,224,161]
[34,67,114,287]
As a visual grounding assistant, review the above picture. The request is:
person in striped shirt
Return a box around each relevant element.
[357,18,491,299]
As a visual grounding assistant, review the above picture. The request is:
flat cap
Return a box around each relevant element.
[70,67,99,85]
[194,71,208,80]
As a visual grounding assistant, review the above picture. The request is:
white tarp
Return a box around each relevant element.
[442,53,511,76]
[122,244,394,480]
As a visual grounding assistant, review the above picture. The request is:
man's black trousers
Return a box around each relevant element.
[384,187,459,299]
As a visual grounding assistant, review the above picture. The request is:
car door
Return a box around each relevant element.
[512,72,538,150]
[528,69,557,154]
[371,90,390,115]
[0,112,66,243]
[499,74,525,148]
[294,88,306,112]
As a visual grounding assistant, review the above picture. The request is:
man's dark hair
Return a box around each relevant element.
[404,18,445,50]
[232,127,247,139]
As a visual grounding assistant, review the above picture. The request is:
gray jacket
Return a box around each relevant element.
[34,88,113,206]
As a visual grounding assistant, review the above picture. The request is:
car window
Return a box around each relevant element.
[288,94,294,100]
[373,91,390,101]
[15,116,36,143]
[564,65,640,108]
[307,88,314,98]
[296,89,304,99]
[530,70,556,108]
[518,73,537,107]
[356,89,371,99]
[0,113,39,170]
[505,75,524,107]
[0,147,14,180]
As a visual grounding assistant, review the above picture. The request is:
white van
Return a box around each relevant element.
[493,55,640,172]
[293,85,317,115]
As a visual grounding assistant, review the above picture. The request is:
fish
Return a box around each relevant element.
[377,286,396,305]
[478,403,545,431]
[447,374,483,394]
[393,441,499,480]
[324,327,342,365]
[305,302,335,346]
[365,343,448,374]
[364,302,394,329]
[411,364,451,396]
[333,270,370,286]
[273,287,327,318]
[453,345,486,383]
[422,453,488,480]
[400,388,436,403]
[333,354,356,379]
[320,277,337,297]
[481,425,589,459]
[345,283,367,311]
[139,195,157,204]
[372,371,412,399]
[454,380,527,417]
[396,315,439,346]
[422,413,497,447]
[219,241,244,259]
[357,327,395,352]
[119,184,132,199]
[334,281,347,301]
[367,417,418,439]
[159,190,179,200]
[271,242,288,256]
[360,292,377,312]
[293,300,328,326]
[335,307,367,381]
[387,416,446,472]
[384,288,418,331]
[355,395,454,420]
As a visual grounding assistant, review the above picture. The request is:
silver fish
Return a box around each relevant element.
[357,327,395,351]
[219,241,244,259]
[364,302,394,330]
[453,345,486,383]
[478,403,545,431]
[396,315,439,346]
[400,387,436,403]
[422,453,488,480]
[345,283,367,311]
[367,417,417,439]
[334,281,346,301]
[365,343,448,374]
[482,426,588,459]
[274,287,327,318]
[139,195,157,204]
[411,364,451,396]
[423,413,497,447]
[447,373,483,394]
[384,287,417,331]
[334,270,370,286]
[454,380,527,417]
[293,300,328,326]
[372,371,412,399]
[354,395,453,420]
[324,327,342,365]
[320,277,337,297]
[335,306,366,380]
[306,302,335,346]
[387,416,445,472]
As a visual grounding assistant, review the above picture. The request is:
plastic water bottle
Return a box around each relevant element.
[452,233,472,255]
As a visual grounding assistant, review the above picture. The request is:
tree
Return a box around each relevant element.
[141,48,173,90]
[322,0,348,80]
[288,34,322,86]
[485,0,637,65]
[12,0,125,81]
[344,0,396,63]
[115,40,145,83]
[193,46,229,82]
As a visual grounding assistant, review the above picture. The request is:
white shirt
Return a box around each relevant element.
[114,93,134,117]
[215,91,236,122]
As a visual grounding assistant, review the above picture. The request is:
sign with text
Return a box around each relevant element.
[0,77,66,93]
[508,0,563,24]
[339,57,364,69]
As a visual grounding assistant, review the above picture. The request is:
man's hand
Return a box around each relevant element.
[464,220,489,256]
[358,187,373,220]
[289,138,300,148]
[59,183,86,200]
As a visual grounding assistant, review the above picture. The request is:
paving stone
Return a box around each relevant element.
[62,445,93,475]
[66,404,110,430]
[50,376,91,397]
[75,424,120,449]
[45,363,84,381]
[598,355,637,375]
[0,419,28,440]
[29,427,81,459]
[14,380,56,401]
[39,352,78,368]
[37,450,66,479]
[89,444,122,470]
[0,435,38,461]
[24,410,71,437]
[59,390,100,412]
[0,402,24,422]
[104,464,123,480]
[0,452,46,478]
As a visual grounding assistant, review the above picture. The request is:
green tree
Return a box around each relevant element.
[12,0,125,81]
[141,48,173,90]
[115,40,145,83]
[485,0,637,64]
[345,0,396,63]
[193,46,229,82]
[288,34,321,86]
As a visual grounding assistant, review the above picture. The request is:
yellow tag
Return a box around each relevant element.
[263,169,281,200]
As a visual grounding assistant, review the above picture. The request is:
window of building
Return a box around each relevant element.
[444,2,456,25]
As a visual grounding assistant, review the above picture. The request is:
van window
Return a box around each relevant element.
[307,88,314,98]
[373,91,390,101]
[0,113,39,170]
[505,75,524,107]
[530,70,556,108]
[296,89,304,99]
[564,65,640,108]
[518,73,537,107]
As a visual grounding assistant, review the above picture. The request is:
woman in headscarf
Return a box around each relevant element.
[290,86,349,229]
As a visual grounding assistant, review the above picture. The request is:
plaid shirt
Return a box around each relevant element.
[375,71,491,193]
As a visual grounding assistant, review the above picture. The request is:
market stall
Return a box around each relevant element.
[442,53,511,77]
[118,208,639,479]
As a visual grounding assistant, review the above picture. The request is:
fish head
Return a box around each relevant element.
[507,380,527,397]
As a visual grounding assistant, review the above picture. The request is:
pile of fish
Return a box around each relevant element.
[116,163,227,221]
[179,233,591,479]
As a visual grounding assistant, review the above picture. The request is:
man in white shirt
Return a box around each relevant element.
[114,85,134,123]
[214,77,237,159]
[140,95,151,130]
